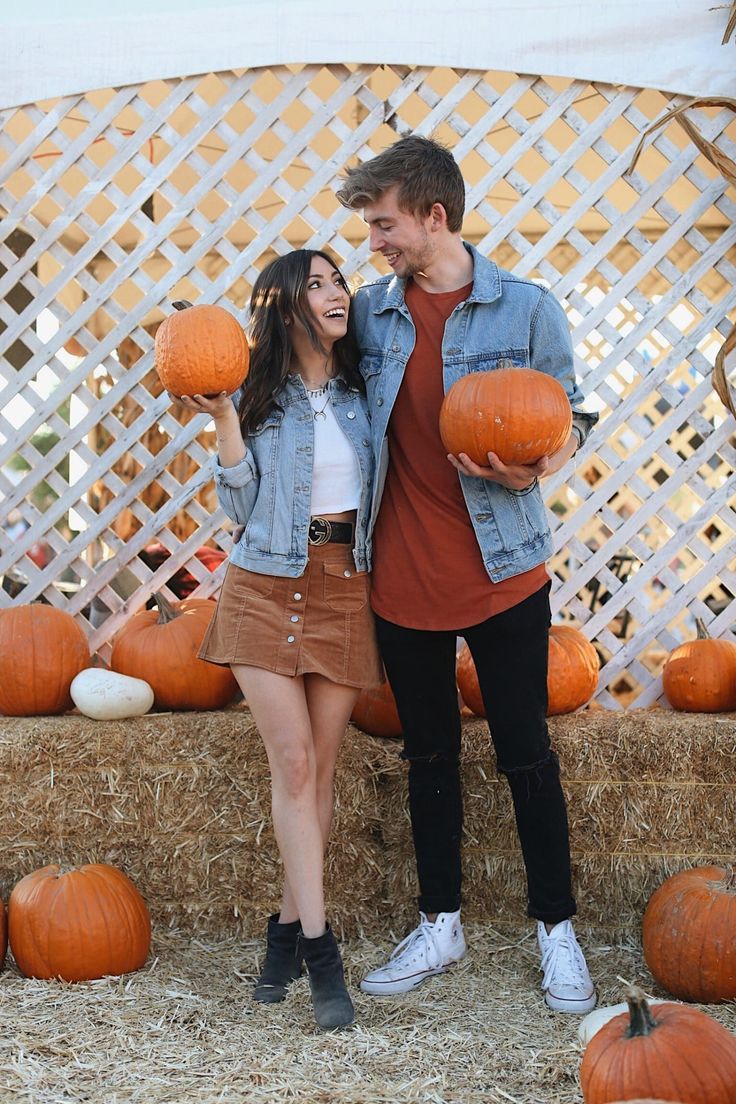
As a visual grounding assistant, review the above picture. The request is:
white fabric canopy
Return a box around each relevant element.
[1,0,734,110]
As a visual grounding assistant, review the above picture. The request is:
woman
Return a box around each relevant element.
[176,250,381,1031]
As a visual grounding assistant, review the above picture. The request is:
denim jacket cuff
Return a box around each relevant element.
[214,455,256,489]
[571,410,598,448]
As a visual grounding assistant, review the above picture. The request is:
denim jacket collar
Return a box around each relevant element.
[370,241,502,314]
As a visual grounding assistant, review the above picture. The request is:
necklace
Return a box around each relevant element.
[306,385,331,421]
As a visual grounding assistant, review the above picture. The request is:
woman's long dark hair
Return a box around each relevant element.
[238,249,363,437]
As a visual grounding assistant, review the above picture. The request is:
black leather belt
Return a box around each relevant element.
[308,518,354,545]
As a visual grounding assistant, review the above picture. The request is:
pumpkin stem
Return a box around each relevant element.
[172,300,193,311]
[625,986,658,1037]
[695,617,711,640]
[153,591,182,624]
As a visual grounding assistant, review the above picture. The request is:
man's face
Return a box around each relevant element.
[362,186,435,280]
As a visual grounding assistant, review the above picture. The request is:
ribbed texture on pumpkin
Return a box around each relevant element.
[0,605,90,716]
[580,990,736,1104]
[642,865,736,1002]
[8,863,150,981]
[439,368,572,466]
[154,303,249,398]
[456,625,598,718]
[110,595,238,711]
[662,630,736,712]
[351,682,402,738]
[546,625,600,715]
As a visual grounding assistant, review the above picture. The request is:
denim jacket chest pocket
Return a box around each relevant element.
[460,350,529,374]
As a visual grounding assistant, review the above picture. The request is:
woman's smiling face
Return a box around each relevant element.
[297,254,350,345]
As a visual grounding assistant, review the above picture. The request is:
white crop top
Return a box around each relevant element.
[306,387,361,515]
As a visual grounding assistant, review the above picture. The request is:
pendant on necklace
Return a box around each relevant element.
[313,410,327,421]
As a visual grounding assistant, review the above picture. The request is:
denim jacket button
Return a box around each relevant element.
[347,411,355,419]
[376,397,384,406]
[392,344,400,352]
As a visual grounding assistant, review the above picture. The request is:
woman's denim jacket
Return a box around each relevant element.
[352,242,597,583]
[213,375,374,576]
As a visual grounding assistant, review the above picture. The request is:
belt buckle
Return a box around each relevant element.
[308,517,332,546]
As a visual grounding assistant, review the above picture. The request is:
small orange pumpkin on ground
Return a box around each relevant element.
[642,864,736,1002]
[9,863,150,982]
[110,592,238,711]
[662,617,736,712]
[154,300,249,398]
[456,624,599,718]
[439,367,572,466]
[580,986,736,1104]
[351,680,402,738]
[0,604,90,716]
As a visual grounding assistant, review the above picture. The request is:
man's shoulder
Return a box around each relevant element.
[354,275,393,301]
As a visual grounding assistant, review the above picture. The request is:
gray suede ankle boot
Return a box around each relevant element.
[253,914,303,1003]
[299,924,354,1030]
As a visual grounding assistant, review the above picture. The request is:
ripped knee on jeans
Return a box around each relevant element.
[400,749,459,768]
[497,748,559,779]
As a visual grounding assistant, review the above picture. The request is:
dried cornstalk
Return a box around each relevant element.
[626,96,736,419]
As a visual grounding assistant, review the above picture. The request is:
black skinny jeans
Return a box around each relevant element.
[375,584,576,925]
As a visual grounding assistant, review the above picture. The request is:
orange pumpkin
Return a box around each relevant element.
[662,618,736,712]
[0,604,90,716]
[110,592,238,711]
[642,865,736,1003]
[439,368,572,466]
[154,301,249,398]
[546,625,600,715]
[456,645,485,716]
[580,986,736,1104]
[351,681,402,738]
[456,625,599,718]
[9,863,150,982]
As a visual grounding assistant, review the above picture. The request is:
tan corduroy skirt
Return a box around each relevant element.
[198,542,383,689]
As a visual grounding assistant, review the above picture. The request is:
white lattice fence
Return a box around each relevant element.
[1,64,734,707]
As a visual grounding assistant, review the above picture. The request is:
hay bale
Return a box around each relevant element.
[0,707,733,940]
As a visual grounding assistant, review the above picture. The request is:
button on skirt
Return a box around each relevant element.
[198,542,383,688]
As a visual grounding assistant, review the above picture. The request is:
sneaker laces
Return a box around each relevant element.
[540,927,589,993]
[389,916,443,971]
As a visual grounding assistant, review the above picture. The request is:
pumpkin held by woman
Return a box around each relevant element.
[439,367,572,466]
[110,592,238,711]
[154,301,249,398]
[8,863,150,981]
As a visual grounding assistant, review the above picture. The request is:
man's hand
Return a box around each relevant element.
[447,429,578,488]
[447,450,548,490]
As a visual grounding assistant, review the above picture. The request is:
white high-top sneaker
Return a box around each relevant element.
[538,919,597,1013]
[360,911,466,995]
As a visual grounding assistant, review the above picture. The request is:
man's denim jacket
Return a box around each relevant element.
[213,375,374,576]
[352,242,597,583]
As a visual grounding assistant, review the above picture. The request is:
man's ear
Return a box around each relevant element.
[429,202,448,231]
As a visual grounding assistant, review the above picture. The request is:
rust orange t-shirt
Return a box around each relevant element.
[370,279,548,630]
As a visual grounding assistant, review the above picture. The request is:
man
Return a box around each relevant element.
[336,135,597,1013]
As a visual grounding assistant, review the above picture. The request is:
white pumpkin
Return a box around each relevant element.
[577,997,670,1045]
[70,667,154,720]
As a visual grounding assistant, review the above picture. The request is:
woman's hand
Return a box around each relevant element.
[168,391,235,420]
